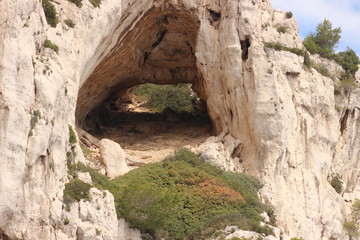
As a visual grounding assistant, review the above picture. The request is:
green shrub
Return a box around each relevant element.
[330,174,342,193]
[68,125,77,144]
[42,0,58,27]
[113,149,271,239]
[76,149,273,240]
[337,48,360,77]
[134,83,195,113]
[290,238,305,240]
[264,42,304,57]
[30,110,41,129]
[89,0,101,7]
[67,151,77,178]
[65,204,71,212]
[67,0,83,7]
[63,178,91,203]
[64,19,75,28]
[286,11,293,19]
[344,221,360,238]
[277,26,288,34]
[303,51,312,69]
[44,39,59,54]
[63,218,70,225]
[80,144,91,157]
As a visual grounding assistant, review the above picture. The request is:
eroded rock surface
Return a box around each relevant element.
[1,0,360,239]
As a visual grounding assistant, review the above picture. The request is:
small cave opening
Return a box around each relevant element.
[75,8,216,163]
[241,36,251,61]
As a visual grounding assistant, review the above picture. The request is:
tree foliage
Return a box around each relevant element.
[134,84,195,113]
[303,19,359,83]
[337,48,360,77]
[304,19,341,53]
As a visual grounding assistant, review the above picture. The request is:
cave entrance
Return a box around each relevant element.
[75,7,214,163]
[83,83,212,162]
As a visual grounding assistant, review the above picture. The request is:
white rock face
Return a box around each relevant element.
[59,188,141,240]
[210,225,281,240]
[1,0,360,239]
[311,53,344,80]
[99,139,130,178]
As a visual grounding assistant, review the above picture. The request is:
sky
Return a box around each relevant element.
[271,0,360,54]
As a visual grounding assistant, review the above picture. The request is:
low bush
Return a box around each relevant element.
[63,218,70,225]
[75,149,274,240]
[134,83,195,113]
[42,0,58,27]
[80,143,91,157]
[63,178,91,203]
[64,19,75,28]
[68,0,83,7]
[286,11,293,19]
[330,174,342,193]
[277,26,288,34]
[68,125,77,144]
[113,149,272,239]
[89,0,101,7]
[44,39,59,54]
[303,51,312,69]
[264,42,304,57]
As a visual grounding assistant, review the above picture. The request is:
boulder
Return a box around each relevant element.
[99,139,130,178]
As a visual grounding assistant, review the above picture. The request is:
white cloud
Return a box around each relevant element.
[271,0,360,53]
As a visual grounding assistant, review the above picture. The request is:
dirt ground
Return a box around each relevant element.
[93,108,213,163]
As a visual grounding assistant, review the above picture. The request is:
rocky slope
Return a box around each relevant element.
[0,0,360,239]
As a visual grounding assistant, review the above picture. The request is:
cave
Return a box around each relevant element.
[75,7,214,162]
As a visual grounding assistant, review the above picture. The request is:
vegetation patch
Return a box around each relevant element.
[67,0,83,7]
[42,0,58,27]
[134,83,195,114]
[44,39,59,54]
[303,19,360,83]
[77,149,274,240]
[89,0,101,7]
[276,25,288,34]
[64,19,75,28]
[63,178,91,203]
[80,143,91,157]
[330,174,343,194]
[68,125,77,144]
[285,11,293,19]
[264,42,304,57]
[344,199,360,238]
[63,218,70,225]
[312,63,332,78]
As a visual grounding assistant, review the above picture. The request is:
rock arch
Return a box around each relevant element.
[75,7,212,131]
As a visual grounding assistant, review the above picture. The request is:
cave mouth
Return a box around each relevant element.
[82,83,213,163]
[75,6,217,163]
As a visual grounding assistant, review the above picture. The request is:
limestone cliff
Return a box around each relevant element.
[0,0,359,239]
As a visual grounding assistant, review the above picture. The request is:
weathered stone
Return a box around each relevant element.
[0,0,360,239]
[99,139,130,178]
